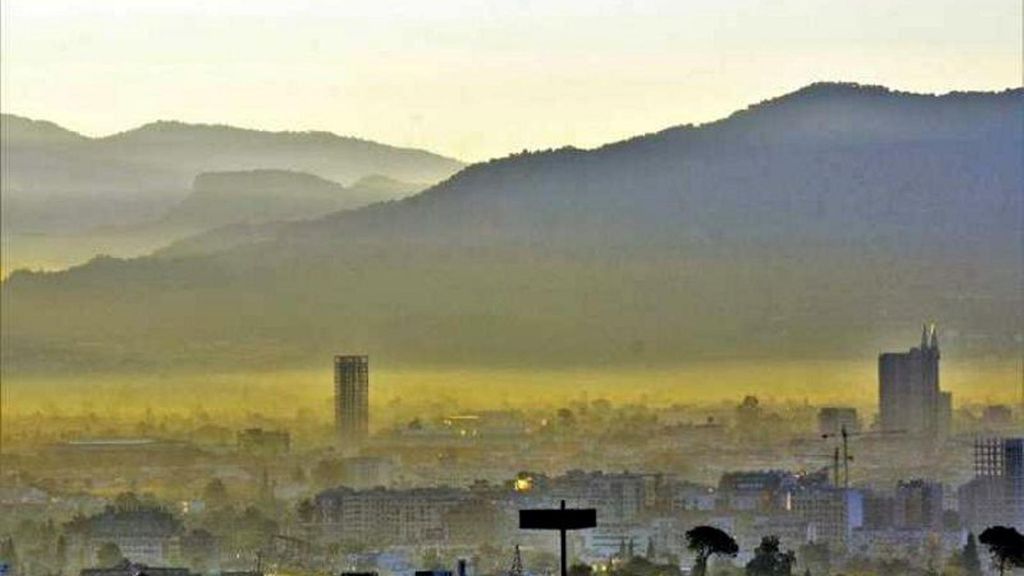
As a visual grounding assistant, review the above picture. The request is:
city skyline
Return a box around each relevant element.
[1,1,1023,572]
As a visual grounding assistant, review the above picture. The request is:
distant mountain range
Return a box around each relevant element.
[2,83,1021,374]
[0,115,463,233]
[158,170,422,231]
[0,115,456,274]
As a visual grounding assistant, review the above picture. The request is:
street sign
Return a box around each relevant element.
[520,507,597,530]
[518,500,598,576]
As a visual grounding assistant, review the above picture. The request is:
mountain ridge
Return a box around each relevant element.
[3,82,1021,374]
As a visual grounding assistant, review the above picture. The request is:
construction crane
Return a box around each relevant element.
[821,425,905,488]
[790,449,851,488]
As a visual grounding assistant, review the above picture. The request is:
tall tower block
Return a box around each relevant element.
[878,324,947,436]
[334,355,369,443]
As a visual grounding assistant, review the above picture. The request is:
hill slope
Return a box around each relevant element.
[157,169,422,230]
[0,115,463,233]
[3,83,1021,374]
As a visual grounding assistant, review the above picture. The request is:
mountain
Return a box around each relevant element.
[0,114,463,233]
[151,174,424,258]
[156,169,422,231]
[1,115,88,146]
[90,120,462,188]
[3,83,1021,374]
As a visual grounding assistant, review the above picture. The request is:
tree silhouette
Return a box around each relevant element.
[685,526,738,576]
[203,478,229,508]
[979,526,1024,576]
[55,534,68,571]
[746,536,795,576]
[569,563,593,576]
[296,498,315,523]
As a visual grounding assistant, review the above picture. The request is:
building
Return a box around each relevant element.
[818,407,860,436]
[655,479,717,513]
[893,479,943,530]
[335,355,370,442]
[309,486,468,545]
[981,405,1015,430]
[64,503,182,567]
[848,528,963,563]
[878,324,951,436]
[958,437,1024,532]
[792,487,864,550]
[532,470,649,524]
[717,470,800,513]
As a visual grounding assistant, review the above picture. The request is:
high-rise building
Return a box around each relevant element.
[335,355,369,442]
[878,324,951,436]
[958,437,1024,532]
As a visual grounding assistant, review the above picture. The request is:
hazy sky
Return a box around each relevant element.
[2,0,1020,161]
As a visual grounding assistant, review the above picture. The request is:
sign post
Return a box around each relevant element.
[519,500,597,576]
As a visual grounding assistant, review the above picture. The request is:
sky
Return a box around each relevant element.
[2,0,1021,162]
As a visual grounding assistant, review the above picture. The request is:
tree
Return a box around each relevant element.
[746,536,795,576]
[569,563,594,576]
[685,526,738,576]
[55,534,68,571]
[203,478,229,508]
[296,498,316,523]
[113,492,142,511]
[979,526,1024,576]
[96,542,124,567]
[960,532,983,576]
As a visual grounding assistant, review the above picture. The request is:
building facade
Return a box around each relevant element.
[64,504,182,568]
[310,486,470,545]
[878,324,951,436]
[958,437,1024,532]
[335,355,370,443]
